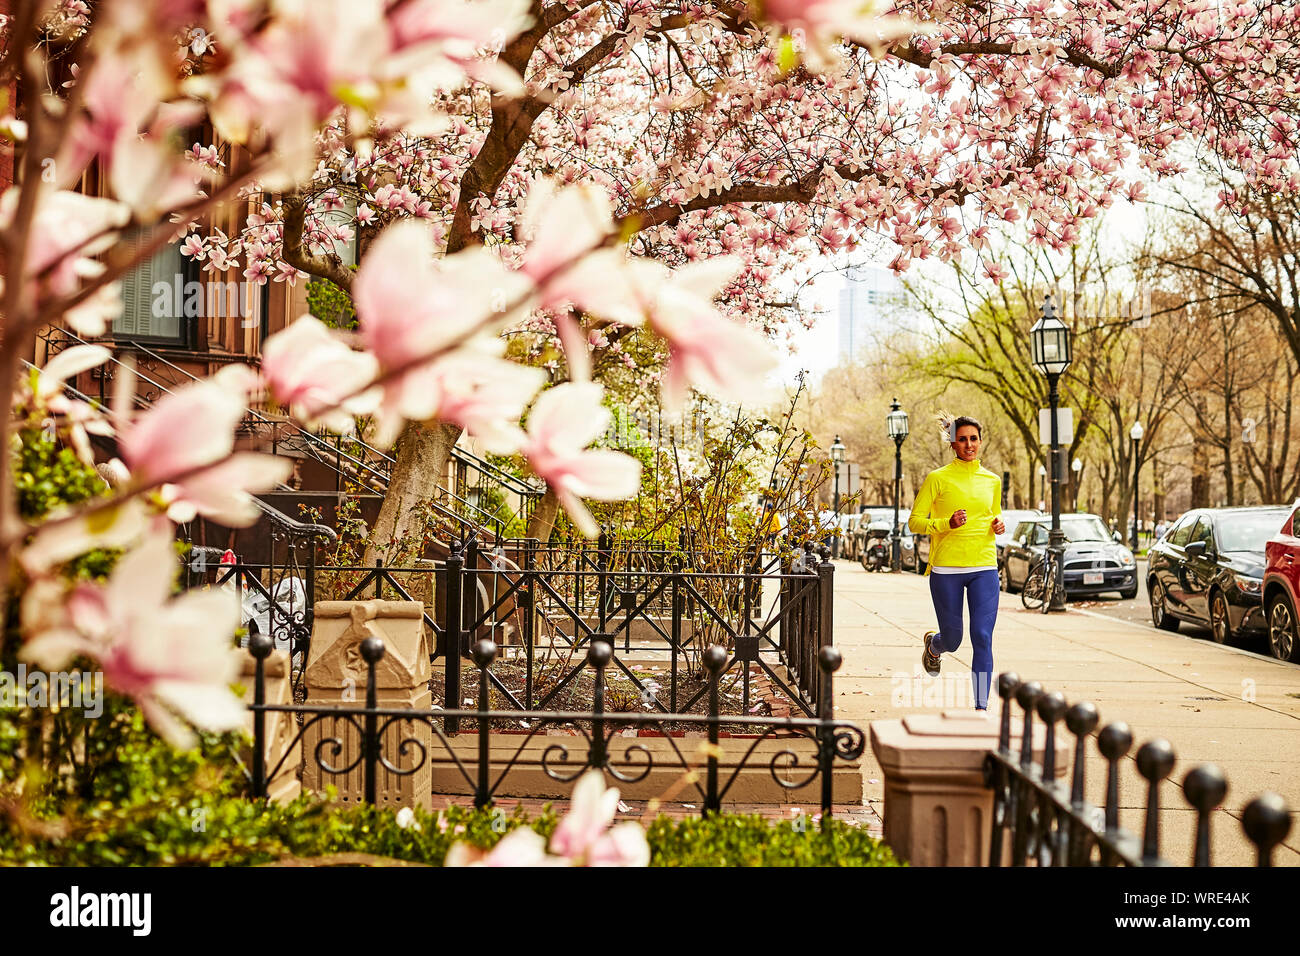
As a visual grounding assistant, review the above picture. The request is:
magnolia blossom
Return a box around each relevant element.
[20,498,154,575]
[0,188,129,334]
[115,365,290,525]
[354,219,537,446]
[758,0,928,71]
[21,533,245,749]
[446,771,648,867]
[260,315,379,433]
[520,383,641,538]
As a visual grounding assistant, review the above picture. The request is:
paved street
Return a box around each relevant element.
[830,558,1300,866]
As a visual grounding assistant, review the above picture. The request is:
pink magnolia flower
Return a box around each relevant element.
[115,365,291,525]
[982,260,1009,283]
[34,345,111,402]
[445,827,561,867]
[370,340,545,450]
[261,315,380,433]
[354,219,531,370]
[759,0,930,71]
[549,771,650,866]
[520,383,641,538]
[0,188,129,335]
[641,258,778,411]
[21,533,246,749]
[445,770,648,867]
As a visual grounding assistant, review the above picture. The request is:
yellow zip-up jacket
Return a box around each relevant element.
[908,458,1002,574]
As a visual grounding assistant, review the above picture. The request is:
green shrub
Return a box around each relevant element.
[0,797,898,867]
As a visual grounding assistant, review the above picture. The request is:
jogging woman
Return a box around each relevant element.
[908,416,1004,710]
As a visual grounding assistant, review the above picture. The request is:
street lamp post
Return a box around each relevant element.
[887,398,909,572]
[1130,421,1144,552]
[1030,293,1073,610]
[1037,463,1046,509]
[1071,457,1083,511]
[830,435,846,557]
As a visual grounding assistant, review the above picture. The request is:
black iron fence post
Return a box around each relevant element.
[471,638,497,809]
[817,646,842,825]
[1098,722,1133,867]
[1136,739,1175,864]
[670,556,683,714]
[1036,691,1067,865]
[703,644,726,815]
[1066,700,1099,866]
[1183,765,1226,867]
[588,638,612,772]
[1012,680,1042,866]
[1243,793,1292,866]
[361,635,384,806]
[249,633,273,799]
[444,550,464,734]
[987,672,1020,867]
[524,538,537,710]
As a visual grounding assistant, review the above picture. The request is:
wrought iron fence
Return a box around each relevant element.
[186,534,837,721]
[245,632,864,819]
[984,672,1293,866]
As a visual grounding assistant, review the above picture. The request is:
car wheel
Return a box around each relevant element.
[998,563,1009,592]
[1150,580,1179,632]
[1268,595,1299,662]
[1209,590,1232,645]
[1120,585,1138,600]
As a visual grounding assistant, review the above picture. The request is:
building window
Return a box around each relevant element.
[114,230,197,345]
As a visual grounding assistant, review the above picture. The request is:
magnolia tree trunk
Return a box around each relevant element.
[526,486,559,542]
[363,421,462,565]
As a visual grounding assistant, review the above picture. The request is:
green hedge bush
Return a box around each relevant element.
[1,795,900,867]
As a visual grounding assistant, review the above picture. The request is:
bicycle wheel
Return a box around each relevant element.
[1021,563,1046,610]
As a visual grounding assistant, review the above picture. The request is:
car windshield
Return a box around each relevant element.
[1046,515,1111,542]
[1216,511,1289,552]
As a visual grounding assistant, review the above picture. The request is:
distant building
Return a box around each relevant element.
[837,266,905,361]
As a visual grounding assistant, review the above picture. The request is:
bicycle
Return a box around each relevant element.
[1020,552,1060,613]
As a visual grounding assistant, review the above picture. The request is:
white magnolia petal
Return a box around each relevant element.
[37,345,111,400]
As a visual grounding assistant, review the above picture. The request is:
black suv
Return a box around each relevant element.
[1147,505,1292,644]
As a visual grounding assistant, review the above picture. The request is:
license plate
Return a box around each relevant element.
[1084,572,1104,585]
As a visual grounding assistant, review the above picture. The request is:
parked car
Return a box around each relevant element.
[839,512,863,560]
[1001,513,1138,598]
[1147,505,1292,646]
[1263,500,1300,661]
[996,509,1045,568]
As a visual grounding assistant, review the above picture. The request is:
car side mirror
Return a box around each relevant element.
[1111,531,1122,542]
[1185,541,1206,558]
[1018,536,1026,546]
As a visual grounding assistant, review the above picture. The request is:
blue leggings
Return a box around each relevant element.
[929,570,999,709]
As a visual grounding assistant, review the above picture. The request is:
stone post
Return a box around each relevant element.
[303,600,433,810]
[869,710,1068,866]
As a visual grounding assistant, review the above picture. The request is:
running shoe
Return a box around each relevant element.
[921,629,941,676]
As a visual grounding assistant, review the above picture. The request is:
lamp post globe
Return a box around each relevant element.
[1029,294,1073,609]
[887,399,909,571]
[1071,457,1083,511]
[1130,421,1144,552]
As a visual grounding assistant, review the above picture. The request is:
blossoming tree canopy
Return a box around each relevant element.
[3,0,1300,745]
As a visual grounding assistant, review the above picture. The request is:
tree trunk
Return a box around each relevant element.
[1191,427,1211,510]
[363,421,463,565]
[525,485,560,542]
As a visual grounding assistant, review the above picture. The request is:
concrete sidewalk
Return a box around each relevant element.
[829,559,1300,866]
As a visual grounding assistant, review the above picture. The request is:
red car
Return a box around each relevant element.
[1263,500,1300,662]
